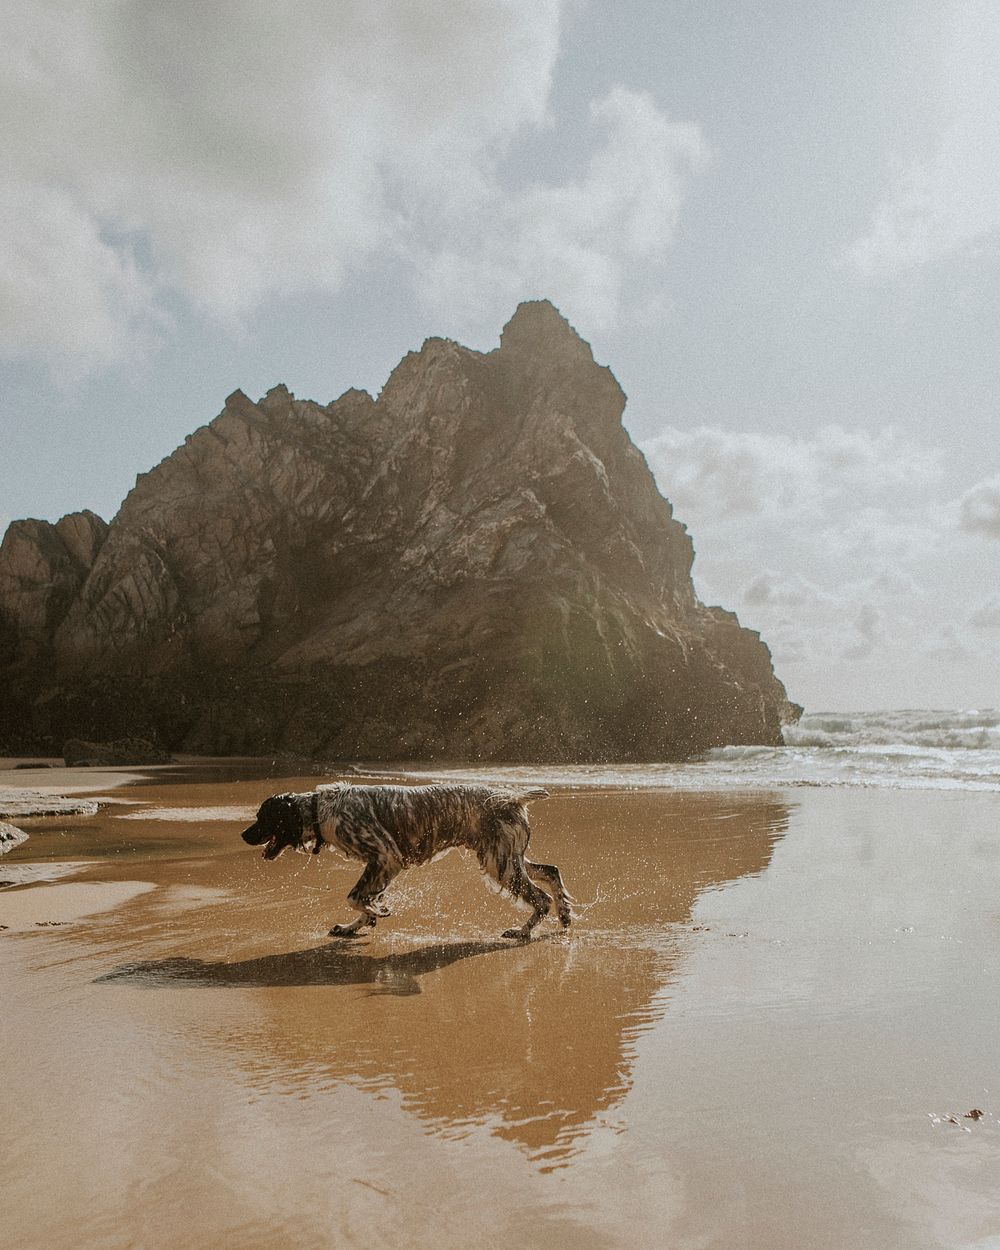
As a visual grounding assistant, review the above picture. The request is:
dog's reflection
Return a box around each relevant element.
[98,936,530,997]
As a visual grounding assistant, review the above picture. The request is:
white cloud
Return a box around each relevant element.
[924,624,973,663]
[848,1,1000,275]
[742,571,818,610]
[643,423,939,522]
[411,87,707,330]
[0,2,705,370]
[841,603,881,661]
[969,596,1000,630]
[641,421,1000,709]
[0,1,558,363]
[958,474,1000,537]
[0,180,164,368]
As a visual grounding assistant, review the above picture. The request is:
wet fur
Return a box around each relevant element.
[241,782,572,941]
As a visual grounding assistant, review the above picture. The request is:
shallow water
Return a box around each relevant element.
[3,769,1000,1249]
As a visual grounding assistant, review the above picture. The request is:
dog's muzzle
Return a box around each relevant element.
[242,823,283,859]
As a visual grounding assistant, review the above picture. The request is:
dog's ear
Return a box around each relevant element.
[300,832,321,855]
[295,794,324,854]
[275,794,304,843]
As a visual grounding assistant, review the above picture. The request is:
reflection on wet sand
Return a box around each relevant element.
[90,786,790,1166]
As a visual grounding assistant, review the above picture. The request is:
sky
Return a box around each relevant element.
[1,0,999,712]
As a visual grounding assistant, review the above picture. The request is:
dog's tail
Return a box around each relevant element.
[516,787,549,804]
[484,786,549,813]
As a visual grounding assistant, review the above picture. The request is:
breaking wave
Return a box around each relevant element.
[782,708,1000,752]
[403,709,1000,793]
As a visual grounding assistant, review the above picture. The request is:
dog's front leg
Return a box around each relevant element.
[328,912,377,937]
[328,860,400,938]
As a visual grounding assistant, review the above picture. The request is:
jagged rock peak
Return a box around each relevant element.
[261,383,293,408]
[499,299,595,365]
[328,387,375,411]
[55,510,108,568]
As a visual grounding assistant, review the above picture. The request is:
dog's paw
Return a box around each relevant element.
[501,926,531,941]
[328,922,370,937]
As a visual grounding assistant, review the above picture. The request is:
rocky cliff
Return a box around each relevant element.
[0,301,798,761]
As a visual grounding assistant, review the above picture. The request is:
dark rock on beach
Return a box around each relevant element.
[0,300,799,761]
[62,737,172,767]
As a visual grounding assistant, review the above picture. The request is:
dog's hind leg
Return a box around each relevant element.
[478,846,552,940]
[500,859,552,941]
[328,861,400,938]
[524,860,572,928]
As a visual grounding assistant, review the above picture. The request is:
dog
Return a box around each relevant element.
[241,782,572,940]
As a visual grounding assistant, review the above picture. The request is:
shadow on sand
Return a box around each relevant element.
[95,935,545,997]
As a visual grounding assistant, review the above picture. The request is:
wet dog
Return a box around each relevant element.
[241,782,572,940]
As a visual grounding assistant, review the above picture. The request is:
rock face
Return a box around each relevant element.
[0,301,798,761]
[0,510,108,664]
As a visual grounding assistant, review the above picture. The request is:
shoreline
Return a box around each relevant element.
[6,705,1000,799]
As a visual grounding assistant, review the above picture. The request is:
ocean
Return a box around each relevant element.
[406,708,1000,793]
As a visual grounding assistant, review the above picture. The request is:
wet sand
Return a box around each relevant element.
[2,765,999,1249]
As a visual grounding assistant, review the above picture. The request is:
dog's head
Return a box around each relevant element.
[242,793,311,860]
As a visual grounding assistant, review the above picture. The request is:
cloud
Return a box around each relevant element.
[0,1,557,363]
[924,624,973,664]
[643,423,939,522]
[0,2,705,370]
[741,571,831,611]
[0,180,165,368]
[847,1,1000,275]
[958,474,1000,537]
[841,603,881,661]
[411,87,707,330]
[969,596,1000,630]
[641,421,1000,708]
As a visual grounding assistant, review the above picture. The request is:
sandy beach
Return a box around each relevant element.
[2,761,999,1250]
